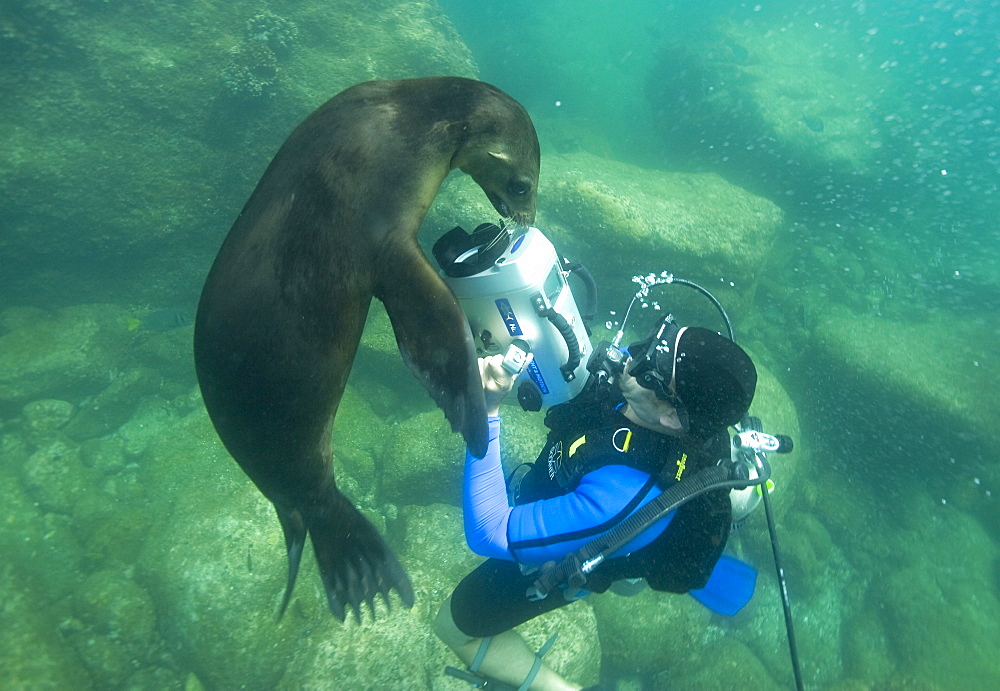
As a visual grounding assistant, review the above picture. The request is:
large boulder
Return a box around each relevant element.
[804,305,998,513]
[536,152,785,317]
[871,500,1000,687]
[809,306,996,440]
[591,585,783,687]
[135,407,305,689]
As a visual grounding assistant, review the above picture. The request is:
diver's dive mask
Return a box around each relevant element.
[586,309,757,438]
[625,313,758,438]
[624,315,690,429]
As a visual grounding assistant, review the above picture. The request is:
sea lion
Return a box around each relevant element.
[194,77,539,622]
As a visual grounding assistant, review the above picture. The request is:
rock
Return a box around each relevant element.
[380,405,548,509]
[394,503,482,602]
[116,396,180,457]
[64,630,136,687]
[22,399,76,434]
[138,482,299,687]
[515,605,602,689]
[75,569,157,648]
[278,607,453,689]
[80,494,155,571]
[389,503,601,689]
[810,306,996,441]
[804,306,996,499]
[244,10,299,56]
[382,411,465,507]
[221,40,280,99]
[0,305,132,414]
[658,635,778,688]
[135,407,303,689]
[132,325,197,390]
[370,2,476,80]
[348,302,440,425]
[591,587,709,679]
[495,405,550,474]
[2,1,479,306]
[842,609,894,683]
[0,565,92,687]
[79,436,127,476]
[127,666,188,690]
[1,445,87,603]
[539,152,785,315]
[22,439,96,515]
[329,385,389,498]
[873,502,1000,687]
[63,367,162,442]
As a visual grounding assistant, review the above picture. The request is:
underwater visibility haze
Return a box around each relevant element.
[1,0,997,688]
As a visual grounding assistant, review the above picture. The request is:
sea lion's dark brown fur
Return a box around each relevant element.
[193,77,539,622]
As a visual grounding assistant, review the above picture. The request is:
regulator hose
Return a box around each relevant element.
[528,459,769,601]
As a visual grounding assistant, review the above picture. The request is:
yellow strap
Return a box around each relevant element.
[674,453,688,481]
[568,435,586,457]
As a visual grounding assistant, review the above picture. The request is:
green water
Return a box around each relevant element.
[2,0,997,688]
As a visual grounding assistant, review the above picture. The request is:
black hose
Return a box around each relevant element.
[671,278,735,341]
[529,460,769,600]
[583,466,745,561]
[539,306,582,381]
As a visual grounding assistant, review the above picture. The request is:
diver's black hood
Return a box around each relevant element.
[670,326,757,439]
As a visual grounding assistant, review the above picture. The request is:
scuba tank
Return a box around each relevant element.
[434,224,596,411]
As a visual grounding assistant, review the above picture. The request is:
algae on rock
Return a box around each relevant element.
[538,151,785,316]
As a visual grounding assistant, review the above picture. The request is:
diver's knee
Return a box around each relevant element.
[433,594,473,647]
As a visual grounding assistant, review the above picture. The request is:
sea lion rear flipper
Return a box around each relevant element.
[274,506,307,618]
[308,489,414,622]
[380,245,489,458]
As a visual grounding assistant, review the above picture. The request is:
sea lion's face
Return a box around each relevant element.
[457,143,539,227]
[450,88,540,226]
[473,150,538,226]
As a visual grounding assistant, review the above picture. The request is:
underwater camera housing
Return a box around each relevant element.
[434,223,595,411]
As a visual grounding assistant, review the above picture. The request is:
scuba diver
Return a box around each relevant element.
[433,313,759,690]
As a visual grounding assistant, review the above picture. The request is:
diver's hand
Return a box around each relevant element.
[479,354,518,416]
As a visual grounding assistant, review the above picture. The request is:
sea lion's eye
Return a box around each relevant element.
[508,179,531,196]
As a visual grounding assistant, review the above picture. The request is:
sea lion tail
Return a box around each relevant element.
[307,489,415,623]
[275,506,307,619]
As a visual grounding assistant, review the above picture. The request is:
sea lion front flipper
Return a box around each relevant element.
[379,244,489,458]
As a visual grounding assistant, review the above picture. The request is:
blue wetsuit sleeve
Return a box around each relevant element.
[463,417,515,559]
[463,417,675,564]
[507,466,674,566]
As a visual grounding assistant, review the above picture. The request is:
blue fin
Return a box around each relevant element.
[689,554,757,615]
